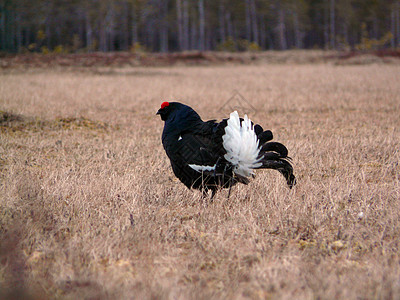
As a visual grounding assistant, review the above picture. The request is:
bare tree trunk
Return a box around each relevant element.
[323,1,329,48]
[267,27,274,49]
[16,11,22,52]
[190,16,197,49]
[218,1,226,42]
[372,15,378,40]
[342,22,349,47]
[0,4,5,51]
[106,6,115,51]
[293,10,302,48]
[183,0,189,50]
[277,9,287,50]
[206,28,212,50]
[160,0,169,52]
[330,0,335,49]
[0,4,4,51]
[131,2,138,45]
[25,27,31,48]
[78,8,85,50]
[199,0,205,50]
[10,9,16,51]
[226,11,233,38]
[250,0,258,44]
[45,15,51,49]
[396,2,400,47]
[176,0,183,50]
[99,22,107,51]
[391,10,396,48]
[260,15,266,49]
[245,0,251,41]
[99,3,107,53]
[85,10,92,51]
[121,2,129,50]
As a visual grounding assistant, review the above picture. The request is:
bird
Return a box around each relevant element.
[157,101,296,199]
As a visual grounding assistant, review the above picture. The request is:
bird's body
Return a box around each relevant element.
[157,102,295,198]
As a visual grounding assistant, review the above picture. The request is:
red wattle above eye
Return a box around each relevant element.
[161,102,169,109]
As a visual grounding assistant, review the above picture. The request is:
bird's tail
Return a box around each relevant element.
[222,111,296,188]
[255,139,296,188]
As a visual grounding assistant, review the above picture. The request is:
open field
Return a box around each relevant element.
[1,54,400,299]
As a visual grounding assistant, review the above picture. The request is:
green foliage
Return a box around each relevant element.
[217,37,261,52]
[53,45,67,54]
[40,45,70,55]
[336,35,351,51]
[217,37,237,52]
[130,42,148,54]
[355,23,394,51]
[28,43,37,51]
[248,42,261,52]
[36,30,46,41]
[40,46,50,54]
[72,34,82,52]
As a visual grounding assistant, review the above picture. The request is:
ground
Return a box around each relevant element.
[0,52,399,299]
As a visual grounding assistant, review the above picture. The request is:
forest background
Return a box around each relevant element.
[1,0,400,54]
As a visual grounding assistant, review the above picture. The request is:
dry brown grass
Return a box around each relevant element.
[1,57,400,299]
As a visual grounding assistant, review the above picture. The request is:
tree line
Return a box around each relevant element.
[1,0,400,53]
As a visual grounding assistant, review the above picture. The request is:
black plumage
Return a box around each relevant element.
[157,102,296,198]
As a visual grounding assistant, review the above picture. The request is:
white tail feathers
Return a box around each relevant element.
[222,111,262,177]
[189,164,216,172]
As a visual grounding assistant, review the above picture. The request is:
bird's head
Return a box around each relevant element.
[156,101,201,123]
[156,101,173,121]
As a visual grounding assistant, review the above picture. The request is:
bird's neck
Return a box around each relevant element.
[162,110,203,143]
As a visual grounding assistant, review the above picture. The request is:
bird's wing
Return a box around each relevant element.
[180,122,222,165]
[176,133,218,166]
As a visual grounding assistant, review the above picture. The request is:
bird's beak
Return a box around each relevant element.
[156,109,162,115]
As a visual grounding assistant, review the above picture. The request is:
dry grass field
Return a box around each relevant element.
[1,53,400,299]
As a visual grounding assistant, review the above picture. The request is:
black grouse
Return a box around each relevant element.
[157,101,296,198]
